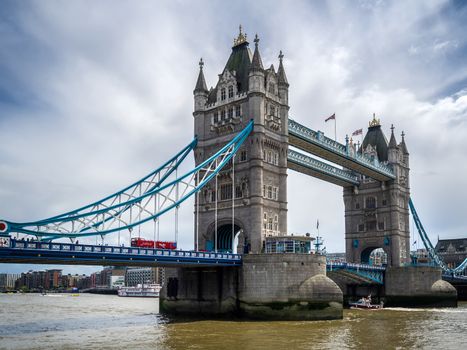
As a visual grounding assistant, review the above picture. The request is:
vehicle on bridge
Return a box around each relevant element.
[131,238,177,250]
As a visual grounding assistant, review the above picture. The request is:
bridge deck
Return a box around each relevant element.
[0,239,242,267]
[288,119,395,182]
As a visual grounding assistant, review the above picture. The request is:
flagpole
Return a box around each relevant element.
[334,117,337,141]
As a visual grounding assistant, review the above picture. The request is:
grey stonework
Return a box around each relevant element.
[160,254,343,320]
[344,120,411,266]
[193,31,289,253]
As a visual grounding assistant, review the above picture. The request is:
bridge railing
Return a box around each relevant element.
[288,119,395,179]
[327,261,386,271]
[7,239,242,261]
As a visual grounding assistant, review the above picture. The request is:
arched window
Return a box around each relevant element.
[269,82,275,94]
[228,85,234,98]
[366,197,376,209]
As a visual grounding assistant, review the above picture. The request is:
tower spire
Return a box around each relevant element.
[277,50,288,86]
[400,131,409,154]
[388,124,397,148]
[250,34,264,70]
[194,58,208,93]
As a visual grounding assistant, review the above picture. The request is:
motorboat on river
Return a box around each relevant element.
[349,295,383,309]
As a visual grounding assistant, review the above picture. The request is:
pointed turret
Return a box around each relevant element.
[277,51,289,87]
[250,34,264,71]
[193,58,208,112]
[400,131,409,155]
[388,124,397,148]
[387,124,399,163]
[194,58,208,93]
[248,31,264,95]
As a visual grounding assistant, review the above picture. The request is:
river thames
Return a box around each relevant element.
[0,294,466,349]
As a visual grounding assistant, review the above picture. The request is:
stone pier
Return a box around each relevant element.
[161,254,343,320]
[385,266,457,307]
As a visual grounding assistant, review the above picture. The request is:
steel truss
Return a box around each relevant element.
[410,198,467,274]
[1,121,253,241]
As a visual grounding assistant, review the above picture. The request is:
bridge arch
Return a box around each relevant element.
[361,247,388,266]
[206,218,247,254]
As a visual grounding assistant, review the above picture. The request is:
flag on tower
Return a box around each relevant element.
[325,113,336,122]
[352,128,363,136]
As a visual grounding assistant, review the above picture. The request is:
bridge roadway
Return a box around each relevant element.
[288,119,395,182]
[0,238,241,267]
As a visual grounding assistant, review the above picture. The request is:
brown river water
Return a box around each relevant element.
[0,293,466,350]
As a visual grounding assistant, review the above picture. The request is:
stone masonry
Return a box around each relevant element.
[193,28,289,253]
[343,117,411,266]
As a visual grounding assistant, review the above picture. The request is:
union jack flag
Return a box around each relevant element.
[352,128,363,136]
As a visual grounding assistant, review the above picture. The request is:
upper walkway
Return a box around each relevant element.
[287,149,360,187]
[288,119,395,182]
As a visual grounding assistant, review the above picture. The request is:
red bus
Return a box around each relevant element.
[131,238,177,250]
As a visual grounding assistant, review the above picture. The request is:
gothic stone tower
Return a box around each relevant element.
[343,115,410,266]
[193,28,289,254]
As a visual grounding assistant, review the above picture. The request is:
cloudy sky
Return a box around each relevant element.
[1,0,466,274]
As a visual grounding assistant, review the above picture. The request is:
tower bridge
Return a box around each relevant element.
[0,27,464,318]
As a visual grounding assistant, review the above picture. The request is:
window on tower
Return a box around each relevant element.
[239,149,247,162]
[270,105,276,116]
[235,185,243,198]
[220,183,233,201]
[365,197,376,209]
[269,83,275,94]
[228,86,233,98]
[235,105,241,117]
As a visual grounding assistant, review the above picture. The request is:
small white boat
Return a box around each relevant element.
[118,283,161,298]
[349,295,383,309]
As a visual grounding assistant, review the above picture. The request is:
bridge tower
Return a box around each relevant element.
[193,27,289,254]
[343,115,410,266]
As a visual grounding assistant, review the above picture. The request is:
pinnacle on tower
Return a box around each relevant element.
[388,124,398,148]
[233,24,248,47]
[277,50,288,86]
[400,131,409,154]
[194,58,208,93]
[250,34,264,70]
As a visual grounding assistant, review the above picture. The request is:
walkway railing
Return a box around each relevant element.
[327,261,385,284]
[288,119,395,179]
[288,149,360,186]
